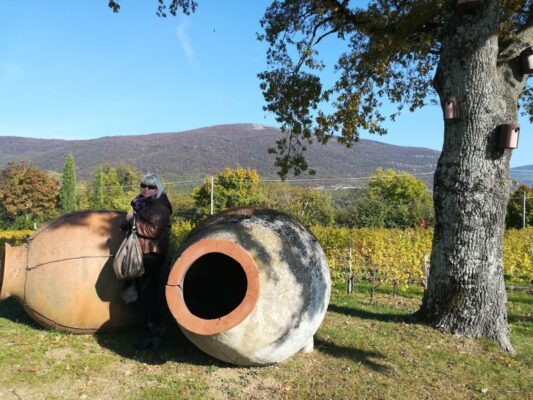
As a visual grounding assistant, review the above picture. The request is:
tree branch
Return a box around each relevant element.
[320,0,359,26]
[498,23,533,62]
[314,28,339,45]
[108,0,120,13]
[498,2,533,61]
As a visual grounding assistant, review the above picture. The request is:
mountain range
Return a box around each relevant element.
[0,123,530,189]
[510,165,533,186]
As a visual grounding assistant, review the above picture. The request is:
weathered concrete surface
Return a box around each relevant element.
[166,208,331,366]
[0,211,139,333]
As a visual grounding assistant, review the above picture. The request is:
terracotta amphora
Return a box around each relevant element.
[1,211,139,333]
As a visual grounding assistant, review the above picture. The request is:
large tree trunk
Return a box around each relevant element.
[417,0,522,353]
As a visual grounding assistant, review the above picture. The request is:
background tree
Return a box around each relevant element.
[256,0,533,352]
[83,163,142,211]
[0,162,59,229]
[168,190,200,222]
[192,168,265,215]
[334,169,433,228]
[263,182,335,227]
[90,164,135,211]
[59,153,78,214]
[506,184,533,228]
[359,169,433,228]
[76,181,90,211]
[89,171,105,210]
[115,162,142,190]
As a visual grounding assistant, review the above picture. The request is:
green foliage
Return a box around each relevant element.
[263,182,334,227]
[114,162,142,189]
[506,185,533,228]
[108,0,197,17]
[192,168,265,215]
[167,191,201,222]
[0,230,33,267]
[311,226,432,287]
[258,0,444,176]
[59,153,77,214]
[503,227,533,285]
[257,0,532,177]
[76,181,90,210]
[348,169,433,228]
[98,165,126,210]
[191,168,335,226]
[88,164,141,211]
[171,220,194,246]
[89,171,105,210]
[0,230,32,245]
[0,162,59,229]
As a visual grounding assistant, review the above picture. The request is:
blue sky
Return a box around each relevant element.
[1,1,530,167]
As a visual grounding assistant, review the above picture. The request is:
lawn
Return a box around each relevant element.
[0,282,531,400]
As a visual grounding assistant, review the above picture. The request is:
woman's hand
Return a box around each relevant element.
[126,211,134,222]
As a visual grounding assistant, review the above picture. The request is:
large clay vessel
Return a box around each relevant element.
[165,208,331,366]
[0,211,139,333]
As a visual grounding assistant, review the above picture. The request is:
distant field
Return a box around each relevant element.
[0,282,531,399]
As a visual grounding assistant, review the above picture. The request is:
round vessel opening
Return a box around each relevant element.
[166,238,260,335]
[183,252,247,319]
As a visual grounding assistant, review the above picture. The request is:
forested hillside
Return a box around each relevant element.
[2,123,530,186]
[0,124,439,184]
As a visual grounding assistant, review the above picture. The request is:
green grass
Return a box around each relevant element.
[0,283,531,399]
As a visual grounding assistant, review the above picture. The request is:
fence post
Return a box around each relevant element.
[424,251,430,289]
[210,175,214,215]
[347,245,353,294]
[523,190,527,228]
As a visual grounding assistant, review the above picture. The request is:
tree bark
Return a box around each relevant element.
[417,0,524,353]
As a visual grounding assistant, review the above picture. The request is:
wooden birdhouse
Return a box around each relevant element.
[497,123,520,149]
[520,47,533,74]
[456,0,483,12]
[443,96,459,120]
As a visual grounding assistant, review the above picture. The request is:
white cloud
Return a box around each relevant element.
[176,19,194,63]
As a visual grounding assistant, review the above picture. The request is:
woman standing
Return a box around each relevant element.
[123,173,172,350]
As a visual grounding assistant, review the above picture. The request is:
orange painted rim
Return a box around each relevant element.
[165,238,259,336]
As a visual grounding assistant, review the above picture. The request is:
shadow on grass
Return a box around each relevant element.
[327,303,417,324]
[0,300,229,367]
[94,312,234,368]
[0,297,43,330]
[508,314,533,324]
[314,337,392,373]
[0,298,410,368]
[506,293,533,305]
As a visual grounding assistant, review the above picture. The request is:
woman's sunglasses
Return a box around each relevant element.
[140,183,157,190]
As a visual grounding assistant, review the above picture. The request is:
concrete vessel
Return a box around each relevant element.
[165,208,331,366]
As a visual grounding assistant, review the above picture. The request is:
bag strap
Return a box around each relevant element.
[132,214,137,233]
